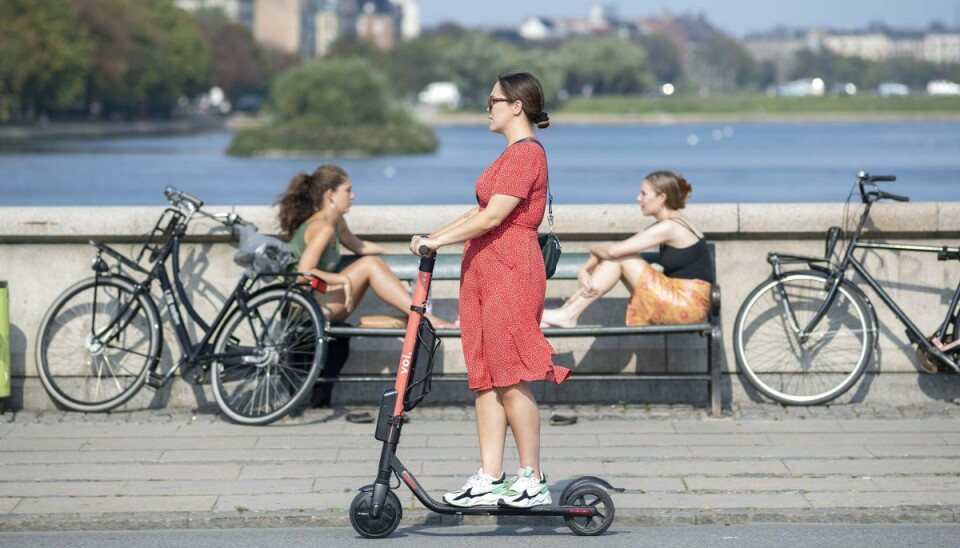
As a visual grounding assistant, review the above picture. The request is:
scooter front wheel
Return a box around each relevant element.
[563,484,615,536]
[349,489,403,538]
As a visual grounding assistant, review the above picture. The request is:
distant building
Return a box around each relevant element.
[587,3,618,29]
[175,0,254,27]
[743,32,811,82]
[250,0,417,58]
[747,25,960,71]
[357,9,397,50]
[820,30,925,62]
[925,32,960,64]
[390,0,421,40]
[315,8,339,57]
[253,0,301,56]
[518,17,560,41]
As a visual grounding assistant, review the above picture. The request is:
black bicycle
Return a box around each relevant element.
[734,171,960,405]
[35,187,327,425]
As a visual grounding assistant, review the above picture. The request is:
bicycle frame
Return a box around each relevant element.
[89,204,310,388]
[768,181,960,373]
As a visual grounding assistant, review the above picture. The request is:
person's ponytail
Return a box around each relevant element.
[277,172,315,239]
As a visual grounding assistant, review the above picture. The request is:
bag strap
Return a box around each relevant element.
[512,137,553,233]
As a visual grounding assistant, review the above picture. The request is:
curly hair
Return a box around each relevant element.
[276,165,349,239]
[645,170,692,210]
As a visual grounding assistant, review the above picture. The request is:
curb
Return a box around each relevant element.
[3,506,959,532]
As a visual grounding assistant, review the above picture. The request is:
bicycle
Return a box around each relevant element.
[35,187,327,425]
[733,171,960,405]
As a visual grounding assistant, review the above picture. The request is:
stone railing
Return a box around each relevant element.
[2,201,960,410]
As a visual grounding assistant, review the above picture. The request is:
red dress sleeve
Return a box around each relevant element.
[491,143,541,199]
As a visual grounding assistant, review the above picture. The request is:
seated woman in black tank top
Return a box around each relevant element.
[541,170,714,328]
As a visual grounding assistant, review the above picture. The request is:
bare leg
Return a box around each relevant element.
[499,382,542,478]
[542,257,649,327]
[475,389,507,478]
[327,256,454,327]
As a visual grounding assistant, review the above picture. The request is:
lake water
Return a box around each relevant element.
[2,121,959,206]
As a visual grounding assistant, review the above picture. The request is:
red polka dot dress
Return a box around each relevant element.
[459,139,572,392]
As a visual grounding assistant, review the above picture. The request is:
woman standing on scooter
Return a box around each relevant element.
[411,71,570,508]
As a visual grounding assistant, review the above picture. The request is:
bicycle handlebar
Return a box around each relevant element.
[163,187,249,227]
[164,186,204,210]
[876,190,909,202]
[208,211,247,226]
[858,172,897,184]
[857,172,904,204]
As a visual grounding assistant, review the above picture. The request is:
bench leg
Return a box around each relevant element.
[708,325,723,417]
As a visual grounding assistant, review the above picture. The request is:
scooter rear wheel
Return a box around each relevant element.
[349,489,403,538]
[563,484,615,536]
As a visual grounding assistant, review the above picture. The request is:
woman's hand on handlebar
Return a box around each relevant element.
[410,234,437,256]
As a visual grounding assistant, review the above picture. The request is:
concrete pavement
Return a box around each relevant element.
[2,401,960,531]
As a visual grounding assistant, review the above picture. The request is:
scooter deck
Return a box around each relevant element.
[429,502,601,517]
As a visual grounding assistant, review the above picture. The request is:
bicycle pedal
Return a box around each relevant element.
[145,372,166,389]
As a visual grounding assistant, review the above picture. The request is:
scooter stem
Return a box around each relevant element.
[390,253,435,419]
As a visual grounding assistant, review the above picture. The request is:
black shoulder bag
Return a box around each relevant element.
[516,137,561,278]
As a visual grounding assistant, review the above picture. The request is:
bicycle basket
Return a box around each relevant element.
[136,208,184,264]
[404,317,441,411]
[233,223,295,281]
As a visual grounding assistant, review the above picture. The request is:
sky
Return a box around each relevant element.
[415,0,960,37]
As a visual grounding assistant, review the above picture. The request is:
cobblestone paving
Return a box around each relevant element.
[6,400,960,425]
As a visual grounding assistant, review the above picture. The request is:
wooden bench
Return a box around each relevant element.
[321,244,722,416]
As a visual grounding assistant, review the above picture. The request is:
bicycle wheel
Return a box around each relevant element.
[734,271,875,405]
[35,276,160,412]
[211,287,325,425]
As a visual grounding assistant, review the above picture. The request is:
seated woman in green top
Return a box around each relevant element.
[277,165,454,328]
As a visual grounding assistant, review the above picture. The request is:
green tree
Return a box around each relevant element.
[229,57,437,156]
[327,34,385,61]
[378,36,447,96]
[790,50,870,85]
[0,0,93,119]
[557,37,653,95]
[194,8,261,99]
[511,48,566,105]
[636,32,684,84]
[692,35,757,91]
[271,57,391,124]
[77,0,210,117]
[436,31,522,106]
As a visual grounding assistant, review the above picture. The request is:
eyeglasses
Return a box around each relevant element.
[487,96,511,110]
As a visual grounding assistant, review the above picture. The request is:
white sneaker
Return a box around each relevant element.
[500,466,552,508]
[442,468,509,507]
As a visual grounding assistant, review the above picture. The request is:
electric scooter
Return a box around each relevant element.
[348,249,622,538]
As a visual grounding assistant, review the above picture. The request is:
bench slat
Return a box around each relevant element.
[326,324,712,338]
[336,251,666,281]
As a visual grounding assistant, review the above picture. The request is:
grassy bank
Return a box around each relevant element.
[560,94,960,116]
[226,114,438,157]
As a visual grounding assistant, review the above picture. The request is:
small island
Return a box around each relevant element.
[227,58,437,157]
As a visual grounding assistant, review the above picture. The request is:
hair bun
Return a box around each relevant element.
[677,175,692,199]
[534,111,550,128]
